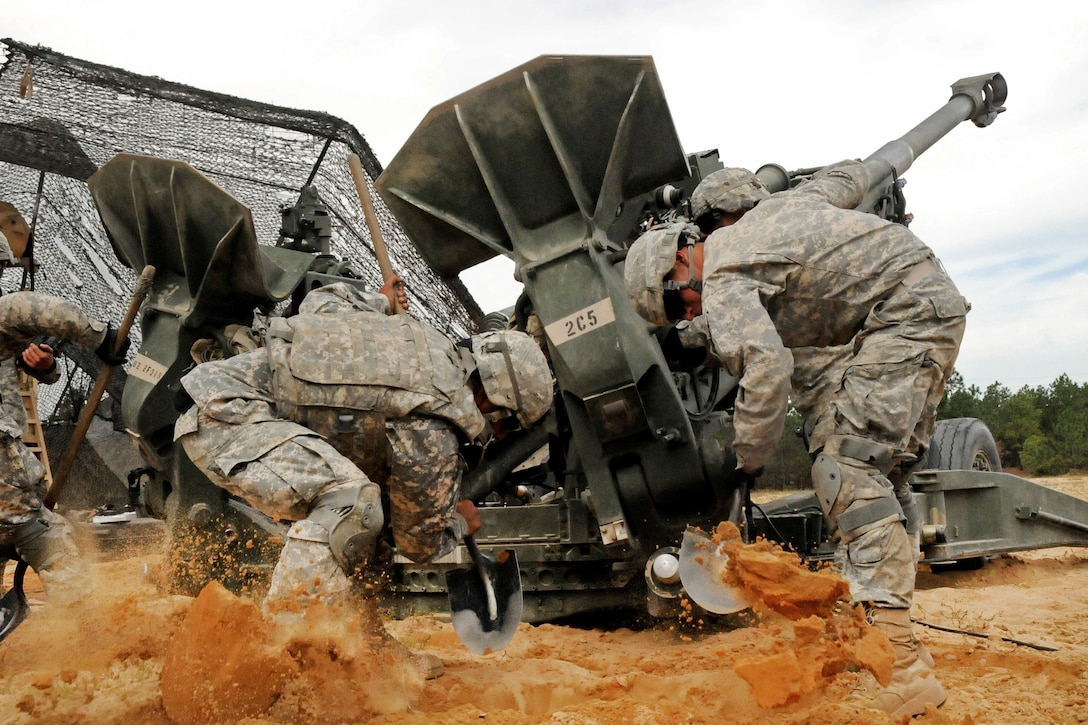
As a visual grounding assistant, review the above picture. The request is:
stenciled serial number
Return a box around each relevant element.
[129,354,168,384]
[544,298,616,345]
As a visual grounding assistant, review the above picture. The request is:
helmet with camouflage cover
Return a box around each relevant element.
[689,167,770,223]
[462,329,553,428]
[623,222,702,326]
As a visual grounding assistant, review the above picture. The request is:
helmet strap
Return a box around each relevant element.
[662,234,703,294]
[495,337,524,414]
[458,343,477,384]
[463,334,524,417]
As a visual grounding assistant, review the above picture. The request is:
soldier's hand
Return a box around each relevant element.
[20,342,55,372]
[456,499,482,537]
[723,446,762,489]
[95,326,131,366]
[660,326,708,369]
[380,274,409,314]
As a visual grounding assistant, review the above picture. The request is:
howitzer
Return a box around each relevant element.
[86,56,1088,625]
[376,57,1085,622]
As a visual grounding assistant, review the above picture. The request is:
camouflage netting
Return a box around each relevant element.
[0,38,482,423]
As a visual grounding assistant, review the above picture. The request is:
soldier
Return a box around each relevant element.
[624,162,968,717]
[0,200,31,262]
[1,290,130,607]
[174,278,552,678]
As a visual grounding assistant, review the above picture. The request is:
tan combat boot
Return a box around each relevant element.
[867,607,946,717]
[357,594,445,680]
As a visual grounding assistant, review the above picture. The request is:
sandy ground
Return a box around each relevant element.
[3,474,1088,725]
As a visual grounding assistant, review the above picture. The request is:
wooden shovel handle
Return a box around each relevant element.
[46,264,155,509]
[348,153,404,314]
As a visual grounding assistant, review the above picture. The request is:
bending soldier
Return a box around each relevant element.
[174,278,552,677]
[1,290,129,606]
[624,162,968,717]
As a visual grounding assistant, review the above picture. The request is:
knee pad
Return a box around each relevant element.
[12,512,85,589]
[811,453,842,520]
[812,453,905,543]
[309,483,384,575]
[11,515,51,549]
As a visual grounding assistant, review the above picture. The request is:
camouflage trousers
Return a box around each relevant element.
[1,429,46,526]
[803,273,967,608]
[0,507,94,607]
[1,430,94,606]
[181,415,463,611]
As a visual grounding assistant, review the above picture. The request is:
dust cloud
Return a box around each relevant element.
[4,475,1088,724]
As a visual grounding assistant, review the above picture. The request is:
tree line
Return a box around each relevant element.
[756,371,1088,490]
[938,371,1088,475]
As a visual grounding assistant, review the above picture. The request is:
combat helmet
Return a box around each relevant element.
[623,222,702,326]
[461,330,553,428]
[689,168,770,230]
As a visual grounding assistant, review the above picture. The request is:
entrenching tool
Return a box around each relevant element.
[347,154,525,651]
[0,265,155,642]
[677,526,750,615]
[445,536,523,654]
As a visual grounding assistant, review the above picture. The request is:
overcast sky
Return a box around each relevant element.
[7,0,1087,391]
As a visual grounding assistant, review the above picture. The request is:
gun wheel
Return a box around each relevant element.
[920,418,1001,473]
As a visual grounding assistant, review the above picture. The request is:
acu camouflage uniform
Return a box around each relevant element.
[176,284,488,612]
[697,160,968,609]
[0,291,108,605]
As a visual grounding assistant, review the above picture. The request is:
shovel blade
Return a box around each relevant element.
[446,543,522,655]
[0,561,30,643]
[678,526,750,615]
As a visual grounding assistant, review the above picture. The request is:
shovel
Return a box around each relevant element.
[0,560,29,641]
[446,536,522,654]
[347,156,523,650]
[677,526,751,615]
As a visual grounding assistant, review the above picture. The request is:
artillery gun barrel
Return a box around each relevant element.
[864,72,1007,177]
[755,73,1007,197]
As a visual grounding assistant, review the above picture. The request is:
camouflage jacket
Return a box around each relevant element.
[177,283,486,450]
[0,359,31,437]
[700,160,966,471]
[2,292,108,521]
[0,291,107,439]
[267,286,486,442]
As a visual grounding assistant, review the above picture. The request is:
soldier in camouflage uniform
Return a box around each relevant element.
[624,161,968,717]
[1,201,31,263]
[1,290,129,606]
[175,279,552,675]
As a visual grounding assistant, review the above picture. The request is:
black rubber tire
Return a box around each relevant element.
[919,417,1002,473]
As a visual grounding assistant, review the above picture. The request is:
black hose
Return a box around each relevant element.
[912,618,1058,652]
[461,425,551,503]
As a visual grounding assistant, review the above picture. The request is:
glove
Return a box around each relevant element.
[173,386,195,413]
[660,326,708,369]
[723,446,762,489]
[95,326,131,366]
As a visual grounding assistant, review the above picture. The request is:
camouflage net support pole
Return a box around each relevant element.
[46,264,155,509]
